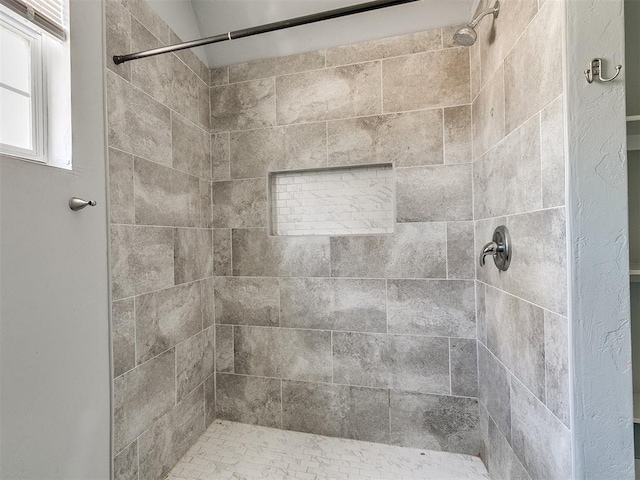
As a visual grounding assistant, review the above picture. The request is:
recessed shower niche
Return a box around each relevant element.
[269,164,395,236]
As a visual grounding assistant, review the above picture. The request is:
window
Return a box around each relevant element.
[0,0,71,168]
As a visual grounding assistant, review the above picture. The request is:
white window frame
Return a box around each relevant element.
[0,8,47,164]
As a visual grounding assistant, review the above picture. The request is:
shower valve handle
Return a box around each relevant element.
[479,241,502,267]
[479,226,511,271]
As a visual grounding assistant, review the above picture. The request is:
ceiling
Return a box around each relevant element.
[146,0,480,68]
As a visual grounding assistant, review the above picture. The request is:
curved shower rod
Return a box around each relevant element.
[113,0,424,65]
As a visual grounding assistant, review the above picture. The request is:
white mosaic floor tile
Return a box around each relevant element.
[166,420,489,480]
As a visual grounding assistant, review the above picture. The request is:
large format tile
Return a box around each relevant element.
[327,110,444,167]
[234,327,332,382]
[107,71,171,165]
[279,277,386,332]
[214,277,279,327]
[135,282,202,364]
[176,327,215,401]
[485,412,531,480]
[332,332,450,394]
[504,0,563,133]
[109,148,134,225]
[205,375,215,425]
[478,345,511,442]
[473,115,542,219]
[382,48,469,112]
[172,114,210,178]
[215,374,282,428]
[390,391,480,455]
[199,179,212,228]
[113,440,137,480]
[276,62,382,125]
[387,279,476,337]
[282,381,390,443]
[201,278,215,328]
[444,105,472,164]
[169,56,200,125]
[209,66,228,87]
[170,31,209,83]
[134,157,199,227]
[450,338,479,397]
[485,286,545,400]
[173,228,213,284]
[130,18,172,107]
[211,133,230,181]
[210,78,276,133]
[105,0,130,81]
[212,178,267,228]
[540,95,565,208]
[326,29,442,66]
[128,0,169,44]
[230,123,327,179]
[110,225,174,299]
[510,377,572,480]
[472,65,505,159]
[232,228,330,277]
[112,298,135,377]
[138,386,205,480]
[229,50,326,83]
[215,325,234,373]
[447,222,475,279]
[113,349,175,452]
[212,229,232,276]
[396,164,473,222]
[544,311,570,427]
[330,223,446,278]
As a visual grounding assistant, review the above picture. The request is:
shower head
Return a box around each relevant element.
[453,0,500,47]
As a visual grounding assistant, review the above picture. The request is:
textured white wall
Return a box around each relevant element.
[565,0,635,477]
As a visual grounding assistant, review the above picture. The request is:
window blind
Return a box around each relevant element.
[0,0,66,40]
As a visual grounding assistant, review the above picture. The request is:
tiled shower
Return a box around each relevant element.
[106,0,571,478]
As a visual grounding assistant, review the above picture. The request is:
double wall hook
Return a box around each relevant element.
[585,58,622,84]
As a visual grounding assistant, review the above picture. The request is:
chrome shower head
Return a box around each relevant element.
[452,0,500,47]
[453,26,477,47]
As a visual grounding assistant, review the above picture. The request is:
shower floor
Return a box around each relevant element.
[166,420,489,480]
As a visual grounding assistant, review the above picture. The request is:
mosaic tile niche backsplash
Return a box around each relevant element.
[270,164,395,236]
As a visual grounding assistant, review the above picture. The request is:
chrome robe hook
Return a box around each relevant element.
[585,58,622,83]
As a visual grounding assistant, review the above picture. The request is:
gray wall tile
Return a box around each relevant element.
[205,375,215,425]
[170,31,209,83]
[113,349,175,452]
[235,326,332,382]
[504,0,562,134]
[214,277,279,327]
[199,179,213,229]
[326,29,442,67]
[476,281,487,345]
[213,228,232,276]
[444,105,472,164]
[201,278,214,327]
[211,133,230,181]
[172,114,210,178]
[328,110,443,168]
[282,381,390,443]
[130,18,172,107]
[198,78,210,131]
[174,228,213,284]
[135,282,201,364]
[210,78,275,133]
[215,373,282,428]
[510,377,572,480]
[486,412,531,480]
[109,148,135,225]
[169,56,200,125]
[390,391,480,455]
[485,286,545,400]
[333,332,450,394]
[134,157,199,227]
[233,228,330,277]
[472,65,505,159]
[113,440,138,480]
[451,338,478,397]
[276,50,326,76]
[215,325,234,373]
[396,164,473,222]
[478,344,511,442]
[279,277,386,332]
[107,71,171,165]
[113,298,135,378]
[387,279,476,337]
[473,115,542,219]
[209,66,228,86]
[330,223,446,278]
[229,58,276,83]
[382,48,469,112]
[212,178,267,228]
[230,123,327,179]
[447,221,475,279]
[544,311,570,427]
[276,62,382,125]
[105,0,131,82]
[138,386,205,480]
[540,95,565,208]
[128,0,169,44]
[176,327,215,401]
[110,225,174,299]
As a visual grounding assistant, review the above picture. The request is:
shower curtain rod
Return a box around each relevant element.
[113,0,424,65]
